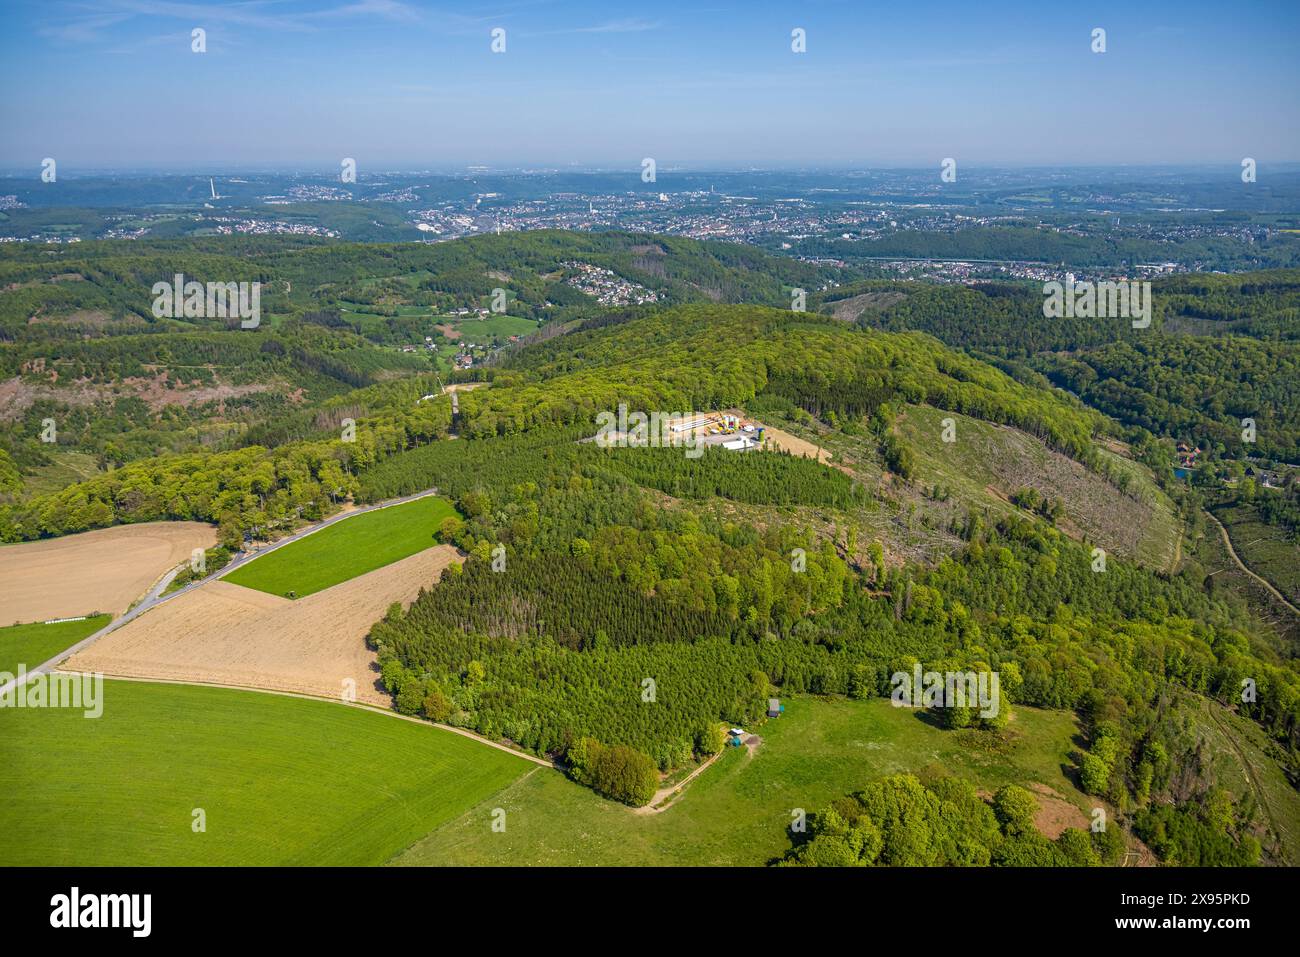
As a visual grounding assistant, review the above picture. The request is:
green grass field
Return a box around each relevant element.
[0,615,110,677]
[394,695,1085,866]
[223,495,457,598]
[450,313,538,339]
[0,681,528,866]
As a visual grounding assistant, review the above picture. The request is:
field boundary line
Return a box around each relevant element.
[60,671,557,768]
[0,487,443,699]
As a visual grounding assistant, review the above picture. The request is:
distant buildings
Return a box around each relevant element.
[561,261,659,306]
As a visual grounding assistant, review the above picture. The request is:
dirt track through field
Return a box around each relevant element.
[1206,510,1300,619]
[0,522,216,626]
[67,544,461,705]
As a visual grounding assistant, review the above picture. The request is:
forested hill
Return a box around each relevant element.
[0,230,846,341]
[818,270,1300,355]
[466,304,1108,462]
[0,302,1111,541]
[0,231,851,508]
[817,272,1300,462]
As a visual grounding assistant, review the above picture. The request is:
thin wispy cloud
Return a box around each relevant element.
[307,0,422,24]
[573,18,659,34]
[8,1,1298,167]
[527,18,661,37]
[38,10,133,42]
[37,0,425,43]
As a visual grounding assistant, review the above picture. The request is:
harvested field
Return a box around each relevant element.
[0,522,216,627]
[65,544,460,705]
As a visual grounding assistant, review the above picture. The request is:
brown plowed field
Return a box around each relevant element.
[0,521,216,626]
[66,544,460,705]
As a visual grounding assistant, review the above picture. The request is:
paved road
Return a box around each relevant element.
[0,487,442,699]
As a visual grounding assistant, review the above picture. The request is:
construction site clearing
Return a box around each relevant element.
[584,410,829,462]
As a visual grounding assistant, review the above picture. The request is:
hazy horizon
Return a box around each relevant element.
[6,162,1300,177]
[2,0,1298,170]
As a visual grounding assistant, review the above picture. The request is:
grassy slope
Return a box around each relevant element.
[20,451,103,500]
[896,404,1181,571]
[1185,694,1300,865]
[393,695,1083,867]
[0,614,110,676]
[223,496,457,598]
[0,680,528,866]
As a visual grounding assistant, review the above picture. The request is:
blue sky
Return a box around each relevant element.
[1,0,1297,170]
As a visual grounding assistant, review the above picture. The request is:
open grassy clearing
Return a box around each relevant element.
[339,303,435,322]
[393,695,1084,866]
[449,313,539,339]
[0,614,109,676]
[0,680,528,866]
[223,495,457,598]
[19,450,103,500]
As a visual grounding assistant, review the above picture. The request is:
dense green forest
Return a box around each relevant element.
[0,230,842,340]
[466,305,1107,462]
[5,231,1297,865]
[779,775,1121,867]
[363,421,1296,864]
[822,271,1300,353]
[1037,337,1300,462]
[0,375,452,541]
[820,273,1300,462]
